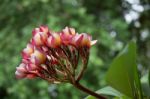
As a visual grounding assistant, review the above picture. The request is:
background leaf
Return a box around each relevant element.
[149,70,150,87]
[141,73,150,97]
[96,86,123,97]
[106,41,142,98]
[85,86,130,99]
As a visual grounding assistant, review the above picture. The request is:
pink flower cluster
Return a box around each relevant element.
[15,26,97,83]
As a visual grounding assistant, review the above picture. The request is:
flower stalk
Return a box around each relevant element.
[73,82,106,99]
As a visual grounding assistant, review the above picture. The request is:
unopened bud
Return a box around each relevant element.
[47,33,61,48]
[30,49,46,65]
[22,43,34,59]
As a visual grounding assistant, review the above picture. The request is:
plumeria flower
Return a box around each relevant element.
[15,26,107,99]
[15,26,97,83]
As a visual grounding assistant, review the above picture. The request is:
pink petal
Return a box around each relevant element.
[62,27,69,35]
[71,34,83,46]
[15,71,26,79]
[26,73,37,79]
[16,63,27,73]
[32,28,40,36]
[39,25,49,33]
[30,49,46,65]
[69,28,76,35]
[26,64,38,71]
[32,33,43,46]
[80,33,90,47]
[22,43,34,59]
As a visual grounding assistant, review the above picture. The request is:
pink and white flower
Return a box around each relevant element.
[15,26,97,83]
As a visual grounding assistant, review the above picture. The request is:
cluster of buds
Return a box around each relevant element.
[15,26,97,84]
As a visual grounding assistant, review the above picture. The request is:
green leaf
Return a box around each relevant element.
[96,86,123,97]
[113,96,132,99]
[149,70,150,87]
[85,86,129,99]
[141,73,150,96]
[106,41,142,98]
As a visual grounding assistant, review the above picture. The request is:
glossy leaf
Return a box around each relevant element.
[96,86,123,97]
[85,86,130,99]
[141,73,150,97]
[106,41,142,98]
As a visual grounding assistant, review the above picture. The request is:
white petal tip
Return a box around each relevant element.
[91,40,97,46]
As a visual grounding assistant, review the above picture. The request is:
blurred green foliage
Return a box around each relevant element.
[0,0,149,99]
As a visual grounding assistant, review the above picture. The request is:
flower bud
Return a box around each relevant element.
[76,33,97,47]
[32,26,49,36]
[26,73,37,79]
[47,33,61,48]
[15,63,27,79]
[71,33,83,46]
[62,27,75,35]
[32,32,43,46]
[30,49,46,65]
[15,71,27,79]
[22,43,34,59]
[80,33,91,47]
[32,26,49,46]
[39,26,49,34]
[26,63,38,71]
[32,28,40,36]
[60,27,76,44]
[16,63,27,73]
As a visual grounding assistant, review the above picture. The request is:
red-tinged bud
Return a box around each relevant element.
[15,71,27,79]
[32,32,48,46]
[32,32,43,46]
[22,59,29,64]
[39,26,49,42]
[30,49,46,65]
[78,33,97,47]
[63,27,76,35]
[32,28,40,36]
[26,63,38,71]
[22,43,34,59]
[32,26,49,46]
[60,27,76,44]
[71,34,83,46]
[80,33,91,47]
[69,28,76,35]
[15,63,27,79]
[86,34,97,46]
[39,25,49,34]
[47,33,61,48]
[16,63,27,73]
[62,27,70,35]
[32,26,48,36]
[26,73,37,79]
